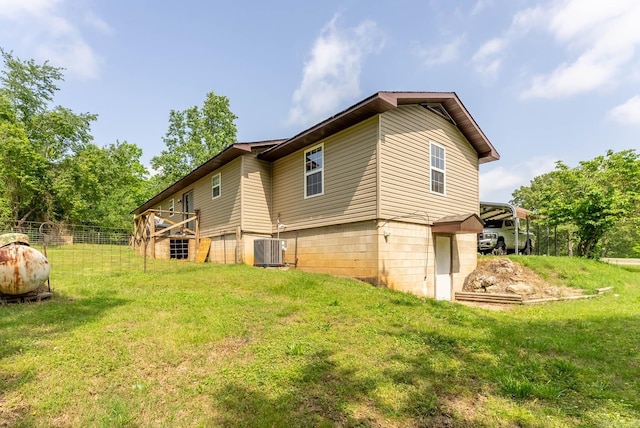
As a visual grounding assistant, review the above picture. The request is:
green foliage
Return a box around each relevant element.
[512,150,640,258]
[151,91,237,187]
[0,49,149,228]
[601,217,640,258]
[53,141,148,229]
[0,48,62,123]
[0,93,48,222]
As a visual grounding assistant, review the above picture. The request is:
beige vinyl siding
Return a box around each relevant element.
[154,196,175,218]
[272,117,379,231]
[241,154,273,234]
[197,158,241,235]
[379,105,479,223]
[154,158,242,235]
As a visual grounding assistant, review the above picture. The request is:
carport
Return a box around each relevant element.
[479,202,533,255]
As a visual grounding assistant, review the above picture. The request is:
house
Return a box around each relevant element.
[132,92,499,300]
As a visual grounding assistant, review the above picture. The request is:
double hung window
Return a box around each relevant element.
[430,142,446,195]
[212,173,221,199]
[304,144,324,198]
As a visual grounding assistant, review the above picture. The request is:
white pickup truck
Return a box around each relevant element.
[477,218,535,255]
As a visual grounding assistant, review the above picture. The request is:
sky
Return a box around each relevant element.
[1,0,639,203]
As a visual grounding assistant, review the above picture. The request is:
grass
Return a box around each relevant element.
[1,249,639,427]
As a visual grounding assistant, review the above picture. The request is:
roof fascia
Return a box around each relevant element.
[131,143,254,215]
[259,91,499,164]
[259,92,397,161]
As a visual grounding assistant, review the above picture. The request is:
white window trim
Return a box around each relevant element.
[212,173,221,200]
[304,143,324,199]
[430,141,446,196]
[169,198,175,216]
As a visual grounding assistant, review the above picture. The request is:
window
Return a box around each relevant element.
[169,198,175,216]
[212,173,221,199]
[430,142,446,195]
[304,144,323,198]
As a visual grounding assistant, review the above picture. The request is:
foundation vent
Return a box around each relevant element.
[170,239,189,259]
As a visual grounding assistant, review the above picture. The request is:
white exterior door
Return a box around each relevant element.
[435,235,452,301]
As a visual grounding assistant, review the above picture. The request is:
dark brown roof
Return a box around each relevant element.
[133,92,499,215]
[259,91,500,163]
[131,140,283,215]
[432,213,484,234]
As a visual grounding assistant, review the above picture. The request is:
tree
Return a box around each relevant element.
[0,48,62,124]
[0,49,97,225]
[602,217,640,258]
[1,49,149,229]
[0,94,45,224]
[53,141,148,229]
[151,91,237,187]
[512,150,640,258]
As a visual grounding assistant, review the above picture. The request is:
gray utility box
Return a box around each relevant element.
[254,239,286,267]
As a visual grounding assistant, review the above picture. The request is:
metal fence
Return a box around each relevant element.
[0,221,150,280]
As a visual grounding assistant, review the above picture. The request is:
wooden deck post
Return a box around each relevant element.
[149,211,156,259]
[195,209,200,248]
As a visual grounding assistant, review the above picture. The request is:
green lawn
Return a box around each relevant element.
[1,250,639,427]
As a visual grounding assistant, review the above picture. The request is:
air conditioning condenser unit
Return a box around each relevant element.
[254,238,286,267]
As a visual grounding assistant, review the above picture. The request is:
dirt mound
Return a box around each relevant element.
[463,258,584,300]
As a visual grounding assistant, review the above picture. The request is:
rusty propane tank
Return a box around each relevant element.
[0,233,50,295]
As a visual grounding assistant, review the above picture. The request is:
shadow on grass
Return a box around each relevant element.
[212,350,380,427]
[0,292,128,426]
[381,300,640,426]
[211,298,640,427]
[0,292,128,360]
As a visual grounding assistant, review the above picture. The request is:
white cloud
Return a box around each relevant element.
[0,0,55,18]
[510,6,545,33]
[470,7,541,80]
[521,0,640,98]
[471,0,640,98]
[480,156,557,202]
[471,0,494,15]
[416,35,465,66]
[473,38,507,60]
[287,15,384,126]
[480,167,523,201]
[472,37,507,78]
[608,95,640,124]
[0,0,107,79]
[83,10,114,36]
[547,1,627,43]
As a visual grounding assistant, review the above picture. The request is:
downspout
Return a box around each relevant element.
[269,160,274,238]
[223,230,227,264]
[294,231,299,268]
[240,156,244,261]
[376,114,383,286]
